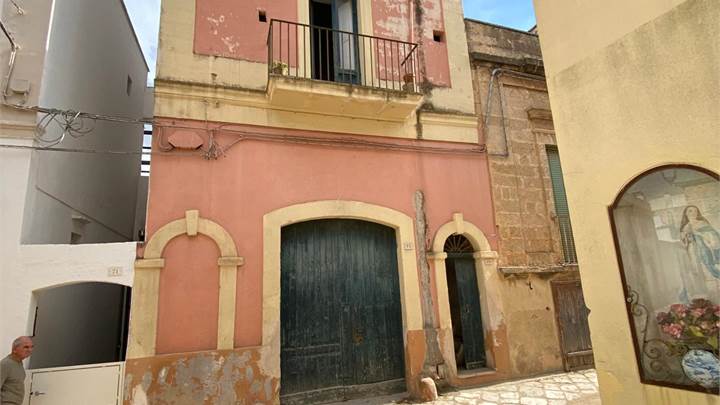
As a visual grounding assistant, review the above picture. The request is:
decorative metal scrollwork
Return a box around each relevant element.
[626,285,694,386]
[444,234,473,254]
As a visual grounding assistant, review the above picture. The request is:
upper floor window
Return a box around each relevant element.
[610,165,719,394]
[268,0,419,92]
[546,146,577,263]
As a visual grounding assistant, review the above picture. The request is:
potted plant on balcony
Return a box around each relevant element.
[402,72,415,92]
[271,60,289,76]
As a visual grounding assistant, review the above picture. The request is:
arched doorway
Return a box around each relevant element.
[444,235,486,371]
[280,219,405,403]
[27,282,131,404]
[30,282,131,369]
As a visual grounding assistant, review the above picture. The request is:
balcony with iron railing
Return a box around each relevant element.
[266,19,424,121]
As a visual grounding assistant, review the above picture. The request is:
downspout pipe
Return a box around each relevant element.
[1,19,19,100]
[483,67,546,157]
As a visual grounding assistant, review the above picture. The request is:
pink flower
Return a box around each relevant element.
[690,307,706,318]
[661,323,683,339]
[714,305,720,317]
[670,304,688,316]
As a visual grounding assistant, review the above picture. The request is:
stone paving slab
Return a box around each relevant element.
[433,369,599,405]
[328,369,600,405]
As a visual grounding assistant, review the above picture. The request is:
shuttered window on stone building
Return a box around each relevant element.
[546,146,578,263]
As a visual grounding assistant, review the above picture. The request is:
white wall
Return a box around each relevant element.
[21,0,149,244]
[0,242,136,355]
[0,139,34,353]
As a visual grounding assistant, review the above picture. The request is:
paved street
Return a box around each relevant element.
[334,369,600,405]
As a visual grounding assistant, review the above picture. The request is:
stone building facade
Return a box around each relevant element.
[465,19,593,376]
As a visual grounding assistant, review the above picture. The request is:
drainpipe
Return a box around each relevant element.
[1,18,19,100]
[483,67,546,157]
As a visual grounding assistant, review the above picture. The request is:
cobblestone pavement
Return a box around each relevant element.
[432,369,600,405]
[332,369,600,405]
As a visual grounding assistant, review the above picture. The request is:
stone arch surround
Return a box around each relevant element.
[126,210,244,358]
[429,213,511,383]
[261,200,424,388]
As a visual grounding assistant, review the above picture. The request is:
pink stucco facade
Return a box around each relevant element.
[194,0,298,62]
[194,0,451,86]
[147,119,497,353]
[128,0,486,402]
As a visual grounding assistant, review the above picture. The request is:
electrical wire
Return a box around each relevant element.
[2,103,152,125]
[0,143,202,157]
[0,126,487,157]
[2,102,149,147]
[34,109,97,147]
[8,0,24,15]
[2,103,488,157]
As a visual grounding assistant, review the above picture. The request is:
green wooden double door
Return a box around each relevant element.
[280,219,405,403]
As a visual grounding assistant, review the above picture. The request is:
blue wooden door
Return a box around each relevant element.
[280,219,404,402]
[449,254,487,369]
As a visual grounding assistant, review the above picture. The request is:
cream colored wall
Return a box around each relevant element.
[427,0,476,115]
[155,0,478,143]
[0,0,53,136]
[534,0,719,403]
[156,0,267,90]
[533,0,688,77]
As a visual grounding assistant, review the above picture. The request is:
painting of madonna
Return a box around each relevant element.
[680,205,720,279]
[612,167,720,392]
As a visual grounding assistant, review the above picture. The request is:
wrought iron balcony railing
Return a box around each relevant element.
[267,19,420,93]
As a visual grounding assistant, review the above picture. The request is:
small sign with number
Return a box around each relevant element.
[108,267,123,277]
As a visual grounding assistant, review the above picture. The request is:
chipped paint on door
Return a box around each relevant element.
[280,219,405,403]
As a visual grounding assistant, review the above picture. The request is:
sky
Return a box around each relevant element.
[123,0,536,86]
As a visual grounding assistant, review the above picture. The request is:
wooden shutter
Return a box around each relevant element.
[546,146,578,263]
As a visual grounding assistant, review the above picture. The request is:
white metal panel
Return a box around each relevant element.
[28,362,123,405]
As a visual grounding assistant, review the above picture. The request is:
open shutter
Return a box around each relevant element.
[546,146,578,263]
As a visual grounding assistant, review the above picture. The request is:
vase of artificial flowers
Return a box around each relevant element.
[656,298,720,390]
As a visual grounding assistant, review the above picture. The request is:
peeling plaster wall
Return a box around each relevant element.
[423,0,475,114]
[145,118,497,352]
[194,0,298,63]
[124,348,277,405]
[417,0,450,87]
[162,0,475,119]
[372,0,411,42]
[371,0,450,87]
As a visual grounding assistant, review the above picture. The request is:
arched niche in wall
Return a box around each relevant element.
[126,210,244,359]
[609,165,719,394]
